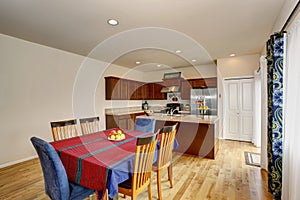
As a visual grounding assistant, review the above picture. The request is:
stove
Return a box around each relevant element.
[163,103,184,114]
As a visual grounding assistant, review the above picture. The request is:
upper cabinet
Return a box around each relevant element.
[189,77,217,88]
[181,80,193,99]
[105,76,216,100]
[147,82,166,100]
[181,77,217,99]
[105,76,121,100]
[105,76,166,100]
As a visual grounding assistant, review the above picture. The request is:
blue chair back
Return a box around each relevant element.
[31,137,70,200]
[134,118,156,133]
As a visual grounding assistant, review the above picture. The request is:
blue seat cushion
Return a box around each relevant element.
[69,182,94,200]
[134,118,156,134]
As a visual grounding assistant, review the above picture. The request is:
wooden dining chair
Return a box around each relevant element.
[50,119,79,141]
[152,123,178,200]
[79,116,101,135]
[118,131,159,200]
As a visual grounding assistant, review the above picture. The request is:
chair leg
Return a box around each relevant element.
[97,189,108,200]
[132,194,136,200]
[148,182,152,200]
[167,165,173,188]
[157,169,162,200]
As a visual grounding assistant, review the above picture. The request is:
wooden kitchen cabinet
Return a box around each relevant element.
[106,112,145,130]
[106,76,166,100]
[105,76,216,100]
[106,114,132,130]
[181,80,192,99]
[181,77,217,100]
[120,79,128,100]
[152,82,166,100]
[147,82,166,100]
[204,77,217,87]
[133,81,143,100]
[190,79,206,88]
[127,80,137,100]
[141,83,149,100]
[105,76,121,100]
[189,77,217,88]
[146,83,153,100]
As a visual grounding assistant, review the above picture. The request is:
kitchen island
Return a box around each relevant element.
[137,114,219,159]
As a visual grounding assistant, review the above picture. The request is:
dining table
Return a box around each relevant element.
[51,128,178,199]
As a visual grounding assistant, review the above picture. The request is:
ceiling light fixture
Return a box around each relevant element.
[191,59,197,62]
[107,19,119,26]
[135,61,141,65]
[230,53,236,57]
[175,50,182,54]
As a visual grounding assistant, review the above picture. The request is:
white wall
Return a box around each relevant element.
[0,34,142,166]
[271,0,299,32]
[217,54,260,78]
[0,34,83,166]
[217,68,224,139]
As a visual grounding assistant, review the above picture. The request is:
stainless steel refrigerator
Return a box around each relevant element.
[190,88,218,115]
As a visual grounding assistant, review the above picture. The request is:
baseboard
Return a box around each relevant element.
[0,155,38,169]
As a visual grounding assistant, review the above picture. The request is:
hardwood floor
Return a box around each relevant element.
[0,140,273,200]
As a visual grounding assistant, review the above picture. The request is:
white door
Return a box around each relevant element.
[225,79,254,141]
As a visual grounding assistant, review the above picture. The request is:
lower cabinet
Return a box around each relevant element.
[105,112,145,130]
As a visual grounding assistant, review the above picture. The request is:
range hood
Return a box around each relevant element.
[161,85,180,93]
[161,72,182,93]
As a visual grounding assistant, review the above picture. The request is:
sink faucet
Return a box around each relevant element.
[169,107,179,116]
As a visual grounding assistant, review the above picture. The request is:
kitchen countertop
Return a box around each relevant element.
[105,107,145,116]
[137,113,219,124]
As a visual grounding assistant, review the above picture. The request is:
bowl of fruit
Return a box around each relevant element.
[108,129,126,141]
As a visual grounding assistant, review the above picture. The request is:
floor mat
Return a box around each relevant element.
[244,151,260,167]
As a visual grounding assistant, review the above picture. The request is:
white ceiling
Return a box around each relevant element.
[0,0,286,70]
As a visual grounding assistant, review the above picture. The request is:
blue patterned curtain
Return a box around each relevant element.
[266,32,285,199]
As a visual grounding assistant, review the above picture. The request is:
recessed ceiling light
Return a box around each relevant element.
[107,19,119,26]
[230,53,236,57]
[135,61,141,65]
[175,50,182,54]
[191,59,197,62]
[157,64,161,67]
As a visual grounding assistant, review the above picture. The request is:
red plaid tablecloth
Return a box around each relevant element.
[51,129,149,191]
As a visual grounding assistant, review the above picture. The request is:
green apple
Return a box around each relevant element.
[110,135,116,140]
[117,130,122,135]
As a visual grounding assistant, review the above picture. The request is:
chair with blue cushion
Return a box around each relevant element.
[30,137,95,200]
[134,118,156,133]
